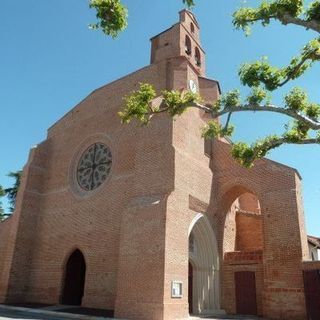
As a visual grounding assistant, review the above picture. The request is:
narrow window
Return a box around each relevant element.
[185,35,191,55]
[190,22,195,33]
[195,47,201,66]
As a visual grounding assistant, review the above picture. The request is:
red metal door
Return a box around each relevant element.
[235,271,258,316]
[303,270,320,320]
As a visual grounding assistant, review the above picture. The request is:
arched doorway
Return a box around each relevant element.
[61,249,86,306]
[188,214,220,315]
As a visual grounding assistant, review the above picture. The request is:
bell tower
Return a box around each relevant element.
[150,9,206,76]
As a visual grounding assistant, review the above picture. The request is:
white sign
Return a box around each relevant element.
[171,281,183,298]
[188,79,198,93]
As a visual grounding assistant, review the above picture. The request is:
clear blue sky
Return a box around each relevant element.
[0,1,319,235]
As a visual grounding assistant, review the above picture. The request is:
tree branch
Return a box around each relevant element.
[211,104,320,130]
[278,48,319,87]
[231,135,320,168]
[261,137,320,150]
[147,96,320,131]
[224,112,233,131]
[293,138,320,144]
[251,136,320,161]
[234,12,320,34]
[148,100,211,116]
[279,14,320,34]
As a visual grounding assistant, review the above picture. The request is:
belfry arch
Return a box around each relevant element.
[188,213,220,315]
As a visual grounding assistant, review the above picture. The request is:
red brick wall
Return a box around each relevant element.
[238,193,261,214]
[222,201,237,253]
[236,212,263,251]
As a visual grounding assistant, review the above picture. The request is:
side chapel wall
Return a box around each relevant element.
[210,139,309,320]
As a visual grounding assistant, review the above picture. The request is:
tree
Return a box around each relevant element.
[89,0,320,167]
[4,170,22,213]
[0,170,22,221]
[0,186,5,221]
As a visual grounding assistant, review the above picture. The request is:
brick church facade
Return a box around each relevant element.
[0,10,319,320]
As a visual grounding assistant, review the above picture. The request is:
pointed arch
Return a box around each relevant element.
[188,214,220,315]
[61,249,86,306]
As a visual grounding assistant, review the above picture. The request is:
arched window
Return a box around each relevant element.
[195,47,201,66]
[190,22,195,33]
[185,35,191,55]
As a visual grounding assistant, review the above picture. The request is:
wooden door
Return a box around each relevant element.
[303,270,320,320]
[235,271,258,315]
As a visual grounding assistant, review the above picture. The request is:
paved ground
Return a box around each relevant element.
[0,305,266,320]
[0,306,111,320]
[0,308,66,320]
[0,312,264,320]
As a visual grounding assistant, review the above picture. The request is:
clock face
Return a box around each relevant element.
[76,143,112,191]
[188,79,198,94]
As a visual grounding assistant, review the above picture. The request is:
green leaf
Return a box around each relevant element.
[89,0,128,38]
[239,58,283,91]
[233,0,304,34]
[4,170,22,213]
[232,142,255,168]
[0,186,5,221]
[220,90,241,108]
[162,90,201,117]
[284,87,308,111]
[119,83,156,125]
[182,0,195,7]
[246,87,268,105]
[306,1,320,21]
[202,120,234,139]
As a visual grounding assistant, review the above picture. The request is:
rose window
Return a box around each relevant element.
[76,143,112,191]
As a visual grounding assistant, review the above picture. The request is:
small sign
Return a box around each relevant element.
[188,79,198,93]
[171,281,183,298]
